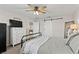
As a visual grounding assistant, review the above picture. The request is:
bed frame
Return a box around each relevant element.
[66,32,79,54]
[21,32,42,48]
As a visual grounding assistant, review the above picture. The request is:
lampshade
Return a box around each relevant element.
[70,24,78,30]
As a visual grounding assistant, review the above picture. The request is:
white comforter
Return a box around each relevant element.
[21,33,79,54]
[21,35,49,54]
[38,37,72,54]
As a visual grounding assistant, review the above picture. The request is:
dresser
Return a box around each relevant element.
[10,28,23,47]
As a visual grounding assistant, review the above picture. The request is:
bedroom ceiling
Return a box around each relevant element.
[0,4,79,20]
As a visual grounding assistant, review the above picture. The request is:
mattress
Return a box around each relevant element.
[38,37,72,54]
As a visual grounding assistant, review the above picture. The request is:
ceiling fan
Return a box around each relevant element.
[25,4,47,15]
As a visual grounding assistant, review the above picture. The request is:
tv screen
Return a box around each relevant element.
[9,19,23,27]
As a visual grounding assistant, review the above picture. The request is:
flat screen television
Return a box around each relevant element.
[9,19,23,27]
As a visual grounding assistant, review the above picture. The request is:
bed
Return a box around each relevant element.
[21,34,49,54]
[21,32,79,54]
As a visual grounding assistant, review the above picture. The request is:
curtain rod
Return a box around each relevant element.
[34,17,63,22]
[44,17,63,21]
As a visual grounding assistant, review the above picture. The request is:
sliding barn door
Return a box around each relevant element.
[44,21,53,37]
[44,19,64,38]
[52,20,64,38]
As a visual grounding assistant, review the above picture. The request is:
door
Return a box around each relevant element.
[44,21,53,37]
[44,19,64,38]
[52,20,64,38]
[0,23,6,53]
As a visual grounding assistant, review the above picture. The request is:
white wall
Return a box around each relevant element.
[0,9,31,46]
[73,9,79,23]
[32,22,40,33]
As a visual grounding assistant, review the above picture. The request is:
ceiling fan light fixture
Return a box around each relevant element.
[34,11,39,15]
[26,4,47,15]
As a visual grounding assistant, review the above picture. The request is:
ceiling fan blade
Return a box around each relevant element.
[25,9,34,11]
[41,9,46,12]
[38,10,46,13]
[38,8,46,12]
[39,6,46,9]
[39,12,44,14]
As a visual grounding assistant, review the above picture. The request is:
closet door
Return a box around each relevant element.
[0,23,6,53]
[44,21,53,37]
[52,20,64,38]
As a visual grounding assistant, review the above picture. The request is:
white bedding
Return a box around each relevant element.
[38,37,72,54]
[21,35,79,54]
[21,36,72,54]
[69,33,79,53]
[21,35,49,54]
